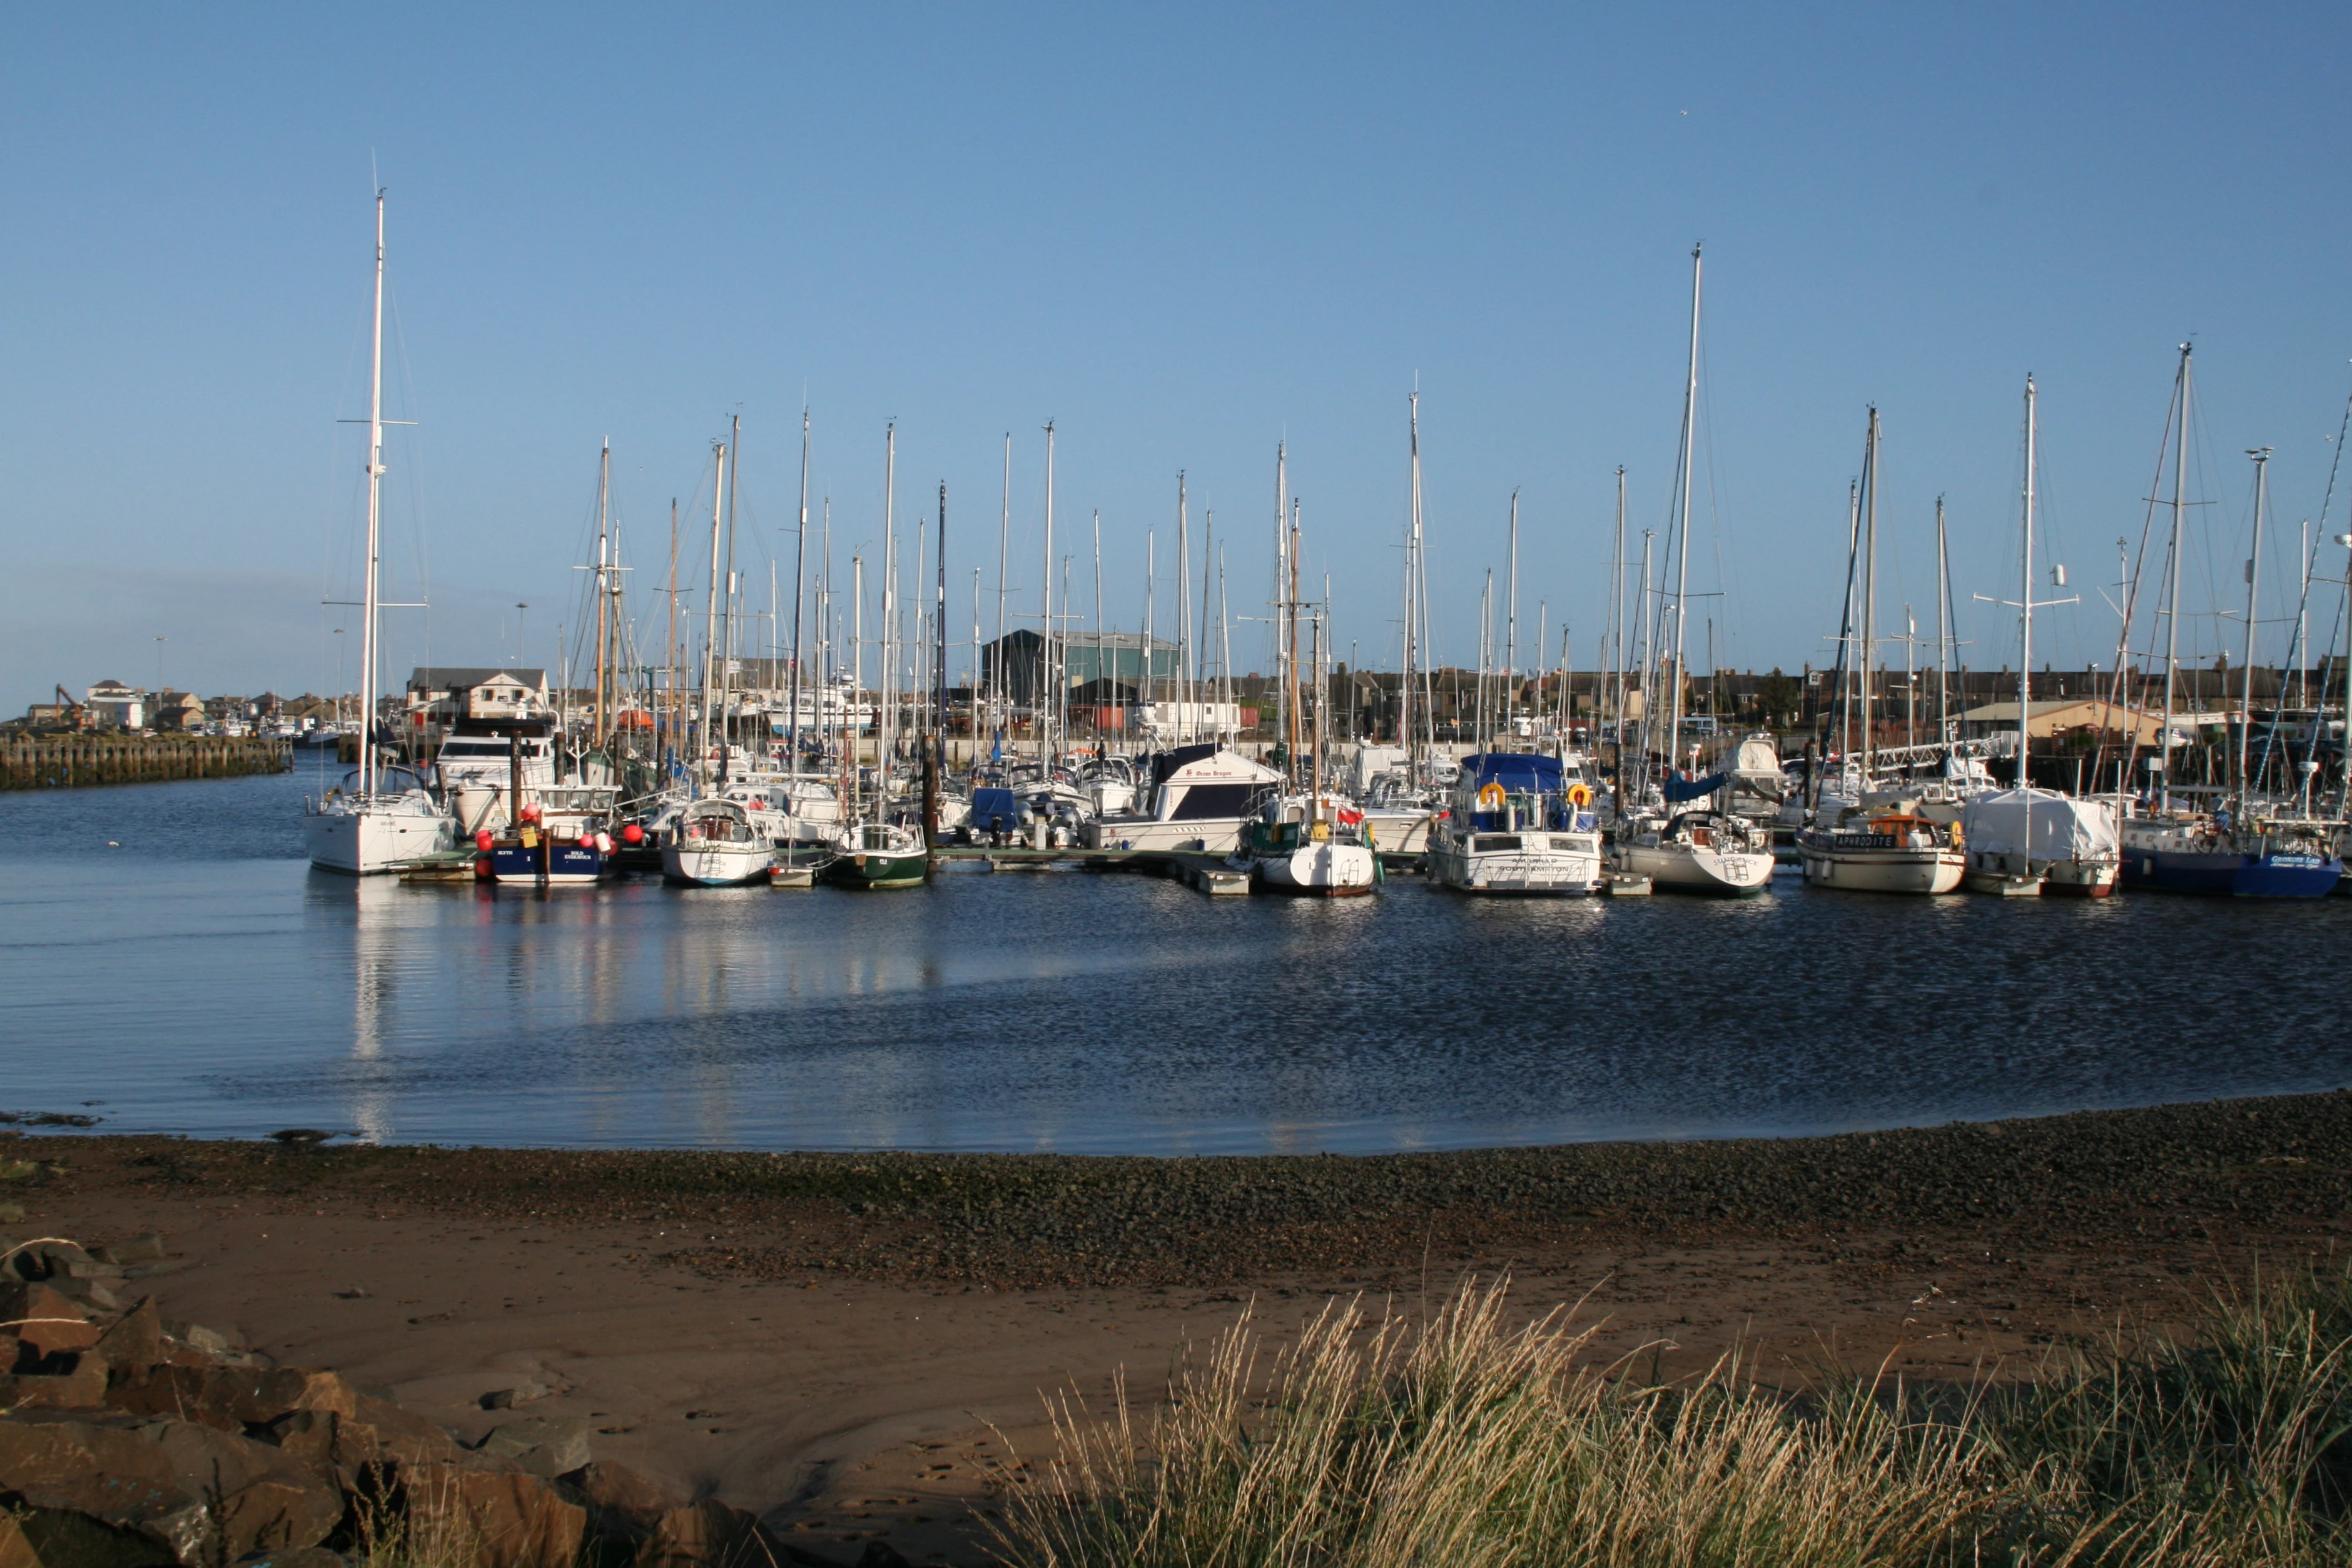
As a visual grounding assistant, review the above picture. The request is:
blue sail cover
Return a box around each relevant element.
[1662,770,1730,802]
[1462,754,1565,794]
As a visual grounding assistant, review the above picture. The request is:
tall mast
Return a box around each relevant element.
[1143,527,1155,718]
[594,442,611,751]
[1505,489,1520,739]
[1861,407,1879,785]
[1404,400,1422,775]
[1666,242,1703,782]
[1609,466,1626,771]
[699,442,726,772]
[1217,544,1234,746]
[360,190,387,797]
[1041,422,1055,762]
[1275,443,1289,762]
[1199,510,1214,742]
[928,480,947,841]
[790,407,811,776]
[995,433,1010,749]
[1934,495,1950,741]
[1176,472,1191,744]
[851,553,864,801]
[1634,530,1655,797]
[2019,376,2036,787]
[1287,500,1303,787]
[2160,345,2191,812]
[2238,447,2270,801]
[1091,509,1103,747]
[666,498,678,767]
[722,414,741,759]
[881,423,896,806]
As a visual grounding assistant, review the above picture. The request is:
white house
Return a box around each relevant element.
[84,680,145,729]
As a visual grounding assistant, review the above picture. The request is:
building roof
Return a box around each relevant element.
[408,667,548,690]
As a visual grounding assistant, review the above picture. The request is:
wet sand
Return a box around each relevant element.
[10,1089,2351,1566]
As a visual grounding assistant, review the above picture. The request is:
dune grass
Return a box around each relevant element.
[987,1265,2352,1567]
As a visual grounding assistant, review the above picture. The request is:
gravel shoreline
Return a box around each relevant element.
[22,1088,2351,1290]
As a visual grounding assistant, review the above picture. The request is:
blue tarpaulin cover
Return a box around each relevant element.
[1661,770,1730,802]
[970,787,1023,829]
[1461,754,1565,794]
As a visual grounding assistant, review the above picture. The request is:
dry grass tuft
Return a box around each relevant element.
[988,1267,2352,1567]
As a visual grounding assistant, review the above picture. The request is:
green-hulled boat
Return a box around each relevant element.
[825,820,930,889]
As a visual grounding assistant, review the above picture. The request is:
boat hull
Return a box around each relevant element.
[1249,842,1377,896]
[2118,849,2339,899]
[492,840,605,886]
[1428,833,1604,896]
[304,801,457,875]
[2042,859,2118,898]
[1361,809,1432,856]
[1798,839,1964,894]
[660,844,774,886]
[1082,816,1249,853]
[1616,842,1773,896]
[826,849,929,889]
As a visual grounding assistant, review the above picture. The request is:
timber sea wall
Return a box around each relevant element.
[1,734,293,789]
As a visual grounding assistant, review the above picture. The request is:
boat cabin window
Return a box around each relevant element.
[1474,835,1523,852]
[1548,837,1583,852]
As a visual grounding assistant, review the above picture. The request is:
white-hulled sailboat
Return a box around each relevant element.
[1797,407,1964,894]
[303,191,458,874]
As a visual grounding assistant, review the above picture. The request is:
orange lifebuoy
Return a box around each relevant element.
[1566,782,1593,807]
[1477,782,1506,809]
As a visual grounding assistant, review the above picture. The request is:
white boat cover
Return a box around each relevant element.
[1960,787,2117,862]
[1732,737,1782,779]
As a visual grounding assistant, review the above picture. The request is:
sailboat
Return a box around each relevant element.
[1609,245,1773,897]
[1797,408,1964,894]
[303,191,459,875]
[2118,350,2342,898]
[1227,518,1377,895]
[1962,375,2119,897]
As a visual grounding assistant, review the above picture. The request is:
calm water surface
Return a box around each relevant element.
[3,769,2346,1154]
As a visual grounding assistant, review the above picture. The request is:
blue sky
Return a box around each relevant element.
[4,4,2350,710]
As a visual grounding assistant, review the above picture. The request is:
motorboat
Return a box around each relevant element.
[2117,811,2341,898]
[826,819,930,889]
[1426,753,1606,896]
[484,784,617,886]
[1959,787,2118,898]
[660,799,774,886]
[1228,793,1377,896]
[1797,801,1965,894]
[305,764,459,875]
[1082,744,1282,853]
[1614,807,1773,896]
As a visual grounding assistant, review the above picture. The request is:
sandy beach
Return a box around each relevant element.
[9,1088,2349,1565]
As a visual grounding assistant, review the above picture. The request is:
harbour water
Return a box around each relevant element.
[4,769,2348,1155]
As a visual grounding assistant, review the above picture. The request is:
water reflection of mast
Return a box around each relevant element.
[348,878,398,1143]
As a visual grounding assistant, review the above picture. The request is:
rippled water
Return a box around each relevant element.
[3,769,2348,1154]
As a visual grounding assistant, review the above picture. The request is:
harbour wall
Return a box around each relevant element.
[1,734,293,790]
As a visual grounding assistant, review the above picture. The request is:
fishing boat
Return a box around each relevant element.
[1427,754,1606,895]
[2117,812,2340,897]
[1229,794,1378,896]
[1081,744,1281,852]
[827,819,929,889]
[1797,801,1965,893]
[1614,807,1773,895]
[1959,787,2118,897]
[302,192,459,875]
[660,798,774,886]
[484,806,607,886]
